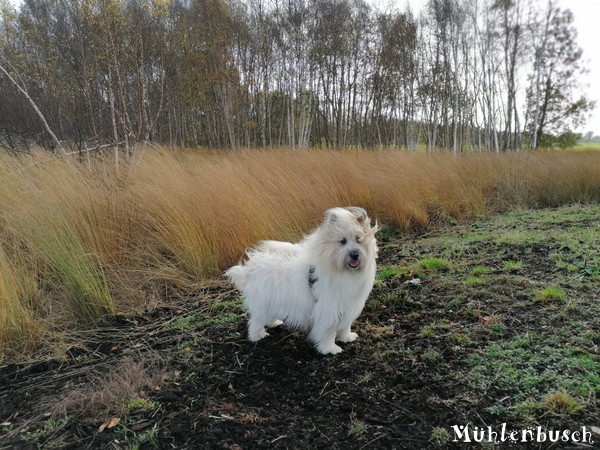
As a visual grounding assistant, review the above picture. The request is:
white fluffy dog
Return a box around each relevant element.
[225,207,379,355]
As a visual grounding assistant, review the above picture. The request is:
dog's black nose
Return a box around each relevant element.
[349,250,359,261]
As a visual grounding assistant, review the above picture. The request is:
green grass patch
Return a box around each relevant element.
[348,418,367,437]
[465,276,486,287]
[534,287,566,303]
[212,299,244,312]
[467,334,600,411]
[419,321,452,338]
[495,230,545,247]
[488,322,507,335]
[422,349,443,363]
[429,427,452,446]
[417,257,450,272]
[169,308,241,332]
[379,291,406,306]
[453,333,471,344]
[24,418,69,443]
[513,391,585,422]
[376,266,407,282]
[169,314,198,330]
[124,396,157,414]
[204,312,240,327]
[502,260,524,272]
[447,295,466,309]
[471,266,488,276]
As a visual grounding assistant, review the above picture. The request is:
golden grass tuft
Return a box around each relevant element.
[539,391,585,416]
[0,147,599,361]
[0,244,42,358]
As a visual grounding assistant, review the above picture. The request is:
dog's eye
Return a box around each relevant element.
[355,236,361,243]
[340,238,347,245]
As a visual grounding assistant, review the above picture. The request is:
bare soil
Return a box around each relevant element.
[1,205,599,449]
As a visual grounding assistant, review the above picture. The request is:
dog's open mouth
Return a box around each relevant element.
[348,260,360,269]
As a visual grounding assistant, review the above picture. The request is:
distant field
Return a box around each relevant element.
[577,142,600,151]
[0,147,599,361]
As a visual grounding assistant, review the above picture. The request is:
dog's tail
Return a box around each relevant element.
[224,264,247,291]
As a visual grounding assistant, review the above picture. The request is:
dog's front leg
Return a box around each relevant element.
[336,326,358,343]
[310,322,342,355]
[248,316,270,342]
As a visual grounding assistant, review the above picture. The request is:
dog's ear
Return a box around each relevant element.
[345,206,368,223]
[371,220,380,234]
[323,209,338,226]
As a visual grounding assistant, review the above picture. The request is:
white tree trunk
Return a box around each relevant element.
[0,59,66,156]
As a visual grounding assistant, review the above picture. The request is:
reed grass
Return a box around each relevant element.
[0,244,41,357]
[0,147,598,360]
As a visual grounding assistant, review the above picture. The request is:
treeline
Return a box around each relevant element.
[0,0,594,152]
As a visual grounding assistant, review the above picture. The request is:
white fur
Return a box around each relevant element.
[225,207,379,355]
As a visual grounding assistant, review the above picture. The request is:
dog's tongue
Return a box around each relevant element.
[349,260,359,269]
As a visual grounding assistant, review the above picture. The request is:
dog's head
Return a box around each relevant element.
[318,206,379,272]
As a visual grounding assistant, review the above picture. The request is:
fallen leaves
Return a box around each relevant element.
[98,417,120,433]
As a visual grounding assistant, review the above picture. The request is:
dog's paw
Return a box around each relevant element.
[268,319,284,328]
[317,343,343,355]
[337,332,358,343]
[249,329,269,342]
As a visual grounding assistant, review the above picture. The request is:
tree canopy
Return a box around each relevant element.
[0,0,594,152]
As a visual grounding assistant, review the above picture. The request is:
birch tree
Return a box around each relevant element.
[526,3,594,148]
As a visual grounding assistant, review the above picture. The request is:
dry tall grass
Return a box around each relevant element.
[1,147,599,360]
[0,244,41,356]
[47,358,160,421]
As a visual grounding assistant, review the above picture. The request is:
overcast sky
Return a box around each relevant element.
[6,0,600,135]
[560,0,600,135]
